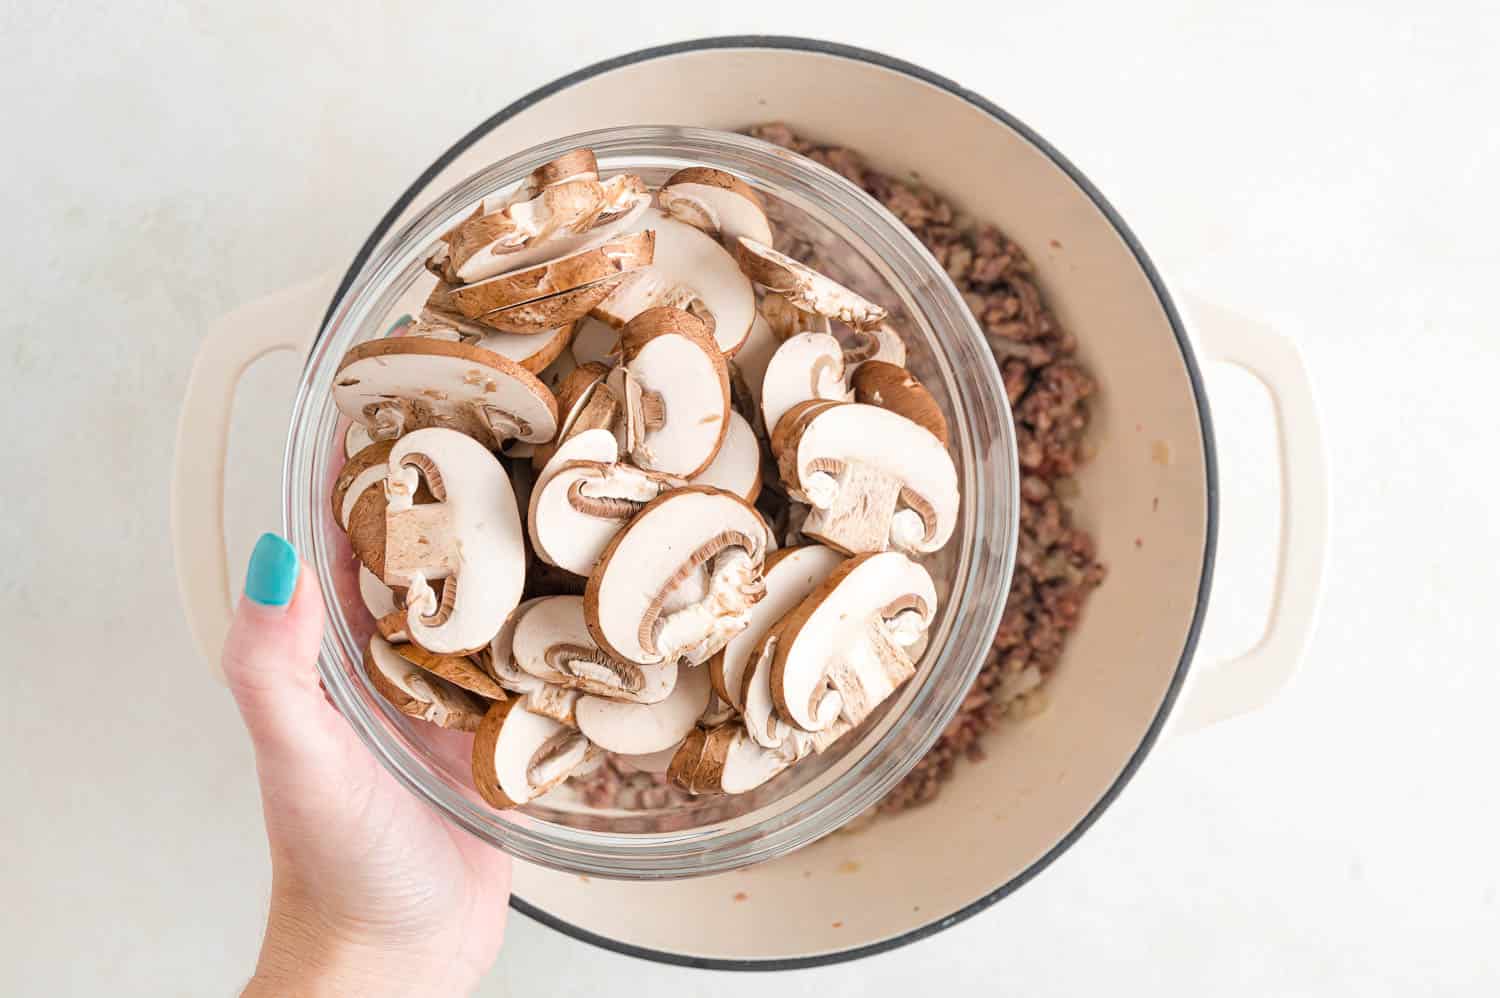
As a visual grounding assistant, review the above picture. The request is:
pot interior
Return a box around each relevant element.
[347,41,1211,965]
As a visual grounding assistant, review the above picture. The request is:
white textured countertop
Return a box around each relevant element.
[3,2,1497,994]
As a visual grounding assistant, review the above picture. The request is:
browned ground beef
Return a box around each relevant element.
[570,127,1106,817]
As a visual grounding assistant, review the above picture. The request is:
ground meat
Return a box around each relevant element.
[747,125,1107,817]
[571,756,690,811]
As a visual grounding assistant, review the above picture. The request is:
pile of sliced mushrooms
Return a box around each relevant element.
[331,147,960,809]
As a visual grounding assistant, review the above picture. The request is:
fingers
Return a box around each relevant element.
[224,534,336,757]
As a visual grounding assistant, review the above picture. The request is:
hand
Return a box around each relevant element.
[227,533,509,997]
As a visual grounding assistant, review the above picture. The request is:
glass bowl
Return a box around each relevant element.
[284,126,1018,879]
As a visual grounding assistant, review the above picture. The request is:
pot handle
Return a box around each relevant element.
[1173,297,1329,731]
[171,273,335,675]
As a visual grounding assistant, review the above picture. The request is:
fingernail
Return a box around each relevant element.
[245,533,299,607]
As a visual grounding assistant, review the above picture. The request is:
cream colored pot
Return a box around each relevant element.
[172,38,1327,968]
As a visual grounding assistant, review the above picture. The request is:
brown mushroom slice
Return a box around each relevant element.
[689,411,761,503]
[771,551,937,732]
[393,641,507,700]
[525,148,599,193]
[760,332,852,441]
[614,307,730,478]
[438,230,655,319]
[569,315,620,367]
[364,635,487,731]
[667,727,709,791]
[681,723,795,795]
[841,323,907,369]
[707,544,843,712]
[529,361,620,472]
[467,275,633,334]
[851,360,948,445]
[592,213,757,354]
[381,428,525,654]
[585,486,770,667]
[735,238,887,330]
[522,683,581,729]
[575,660,711,755]
[471,697,597,809]
[759,290,832,342]
[512,595,677,703]
[486,597,546,693]
[530,443,681,576]
[333,338,559,449]
[331,440,394,530]
[657,167,773,249]
[344,421,374,459]
[777,402,959,555]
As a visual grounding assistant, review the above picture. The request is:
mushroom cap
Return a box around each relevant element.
[672,723,792,795]
[850,361,947,444]
[392,641,507,700]
[707,544,844,712]
[657,167,774,250]
[332,440,394,530]
[333,337,559,447]
[486,597,546,693]
[383,428,526,654]
[457,276,635,335]
[760,332,851,441]
[734,238,888,330]
[618,307,731,478]
[593,212,756,354]
[569,315,620,367]
[759,291,831,341]
[439,230,655,319]
[690,410,762,503]
[841,322,907,369]
[512,595,678,703]
[575,660,711,755]
[777,401,960,554]
[364,635,487,731]
[584,485,770,667]
[526,148,599,193]
[471,696,596,809]
[770,551,936,731]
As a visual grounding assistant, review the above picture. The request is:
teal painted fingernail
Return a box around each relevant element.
[245,533,299,607]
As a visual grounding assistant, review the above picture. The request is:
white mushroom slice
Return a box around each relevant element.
[364,635,487,731]
[708,544,843,712]
[530,448,681,576]
[851,360,948,445]
[512,595,677,703]
[771,551,936,731]
[614,307,730,478]
[842,323,907,369]
[331,440,394,530]
[529,362,620,472]
[523,683,580,729]
[444,175,649,284]
[735,238,887,330]
[576,661,710,755]
[526,426,621,525]
[486,597,546,693]
[471,697,597,809]
[344,421,374,459]
[730,313,777,420]
[615,745,680,774]
[381,428,525,654]
[673,724,793,795]
[392,641,507,700]
[592,212,756,354]
[657,167,773,250]
[690,411,761,502]
[569,315,620,367]
[585,486,770,667]
[759,291,831,341]
[775,402,959,555]
[760,332,852,441]
[333,338,559,448]
[438,230,655,319]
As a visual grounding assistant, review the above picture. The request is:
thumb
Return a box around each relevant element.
[223,533,337,757]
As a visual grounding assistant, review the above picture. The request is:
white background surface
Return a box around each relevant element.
[3,2,1497,995]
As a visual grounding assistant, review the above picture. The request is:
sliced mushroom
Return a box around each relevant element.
[851,360,948,445]
[376,428,525,654]
[774,401,959,555]
[612,307,730,478]
[333,337,559,449]
[569,315,620,367]
[358,565,408,643]
[512,595,677,703]
[729,313,777,422]
[759,291,830,341]
[413,316,575,375]
[522,683,580,729]
[592,213,757,354]
[690,410,761,502]
[657,167,773,250]
[331,440,394,530]
[436,230,655,321]
[525,148,599,193]
[671,723,793,795]
[364,635,487,731]
[771,551,936,731]
[585,486,770,667]
[707,544,843,712]
[699,690,736,727]
[471,697,597,809]
[575,660,711,754]
[392,641,507,700]
[735,238,888,330]
[344,421,374,459]
[464,277,633,335]
[528,361,620,472]
[760,332,852,441]
[486,597,546,693]
[529,434,681,576]
[841,323,907,370]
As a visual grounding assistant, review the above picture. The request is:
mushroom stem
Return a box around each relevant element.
[650,546,766,665]
[639,389,666,431]
[802,460,905,555]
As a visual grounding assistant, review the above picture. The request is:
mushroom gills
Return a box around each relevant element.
[364,636,487,731]
[513,595,677,703]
